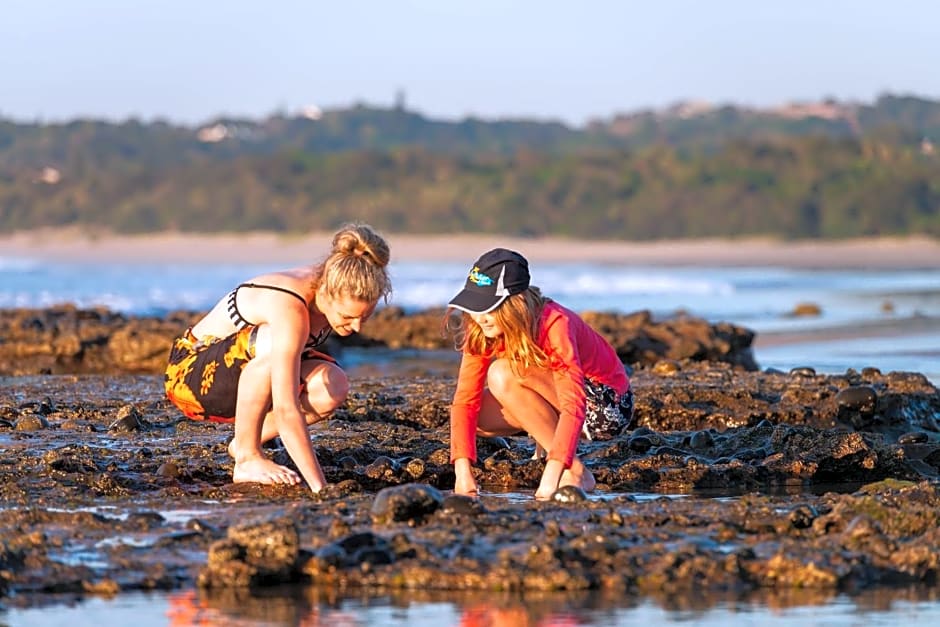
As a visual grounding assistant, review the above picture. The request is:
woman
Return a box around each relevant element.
[164,223,392,494]
[446,248,634,500]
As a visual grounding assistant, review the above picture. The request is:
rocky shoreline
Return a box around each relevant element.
[1,307,939,610]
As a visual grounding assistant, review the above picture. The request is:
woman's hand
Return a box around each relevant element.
[453,458,479,496]
[534,459,565,500]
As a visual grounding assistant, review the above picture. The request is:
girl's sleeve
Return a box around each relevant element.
[450,352,491,463]
[544,315,587,467]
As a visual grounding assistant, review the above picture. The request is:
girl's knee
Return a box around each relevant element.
[486,359,518,398]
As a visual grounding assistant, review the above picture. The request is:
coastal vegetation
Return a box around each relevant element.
[1,93,938,239]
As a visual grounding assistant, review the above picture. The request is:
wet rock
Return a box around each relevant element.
[440,494,486,517]
[2,360,940,605]
[37,397,56,415]
[187,519,220,534]
[689,430,714,450]
[898,431,928,445]
[336,455,358,470]
[652,360,680,376]
[628,435,654,453]
[126,511,165,528]
[0,305,760,375]
[14,412,48,431]
[156,461,181,478]
[789,505,818,529]
[371,483,444,525]
[304,531,396,578]
[364,456,400,480]
[789,302,822,317]
[836,386,878,428]
[199,516,301,588]
[552,485,588,503]
[109,404,146,432]
[789,367,816,377]
[403,458,426,480]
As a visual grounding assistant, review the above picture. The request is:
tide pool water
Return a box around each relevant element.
[4,586,940,626]
[3,254,940,382]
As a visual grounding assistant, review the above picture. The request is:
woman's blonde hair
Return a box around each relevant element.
[315,223,392,304]
[449,287,550,376]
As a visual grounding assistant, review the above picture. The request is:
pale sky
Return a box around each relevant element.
[1,0,937,127]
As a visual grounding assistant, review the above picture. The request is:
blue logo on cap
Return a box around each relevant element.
[469,267,493,286]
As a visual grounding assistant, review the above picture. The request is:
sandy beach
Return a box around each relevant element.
[3,229,940,268]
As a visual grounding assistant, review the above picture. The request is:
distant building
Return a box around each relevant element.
[300,105,322,120]
[772,101,846,120]
[196,123,229,143]
[670,100,714,119]
[36,167,61,184]
[922,136,935,156]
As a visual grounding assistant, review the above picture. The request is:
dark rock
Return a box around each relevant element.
[441,494,486,516]
[14,412,48,431]
[109,404,146,432]
[371,483,444,525]
[552,485,588,503]
[898,431,928,445]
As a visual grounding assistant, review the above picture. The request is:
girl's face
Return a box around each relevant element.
[470,311,504,338]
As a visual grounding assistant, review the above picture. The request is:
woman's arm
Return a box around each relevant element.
[264,294,328,493]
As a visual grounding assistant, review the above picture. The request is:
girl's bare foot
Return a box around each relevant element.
[232,456,301,485]
[560,466,596,493]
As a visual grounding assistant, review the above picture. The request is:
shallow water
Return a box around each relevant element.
[5,586,940,626]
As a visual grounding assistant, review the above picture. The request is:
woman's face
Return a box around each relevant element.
[470,311,504,338]
[317,289,375,336]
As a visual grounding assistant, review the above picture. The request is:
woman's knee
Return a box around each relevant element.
[303,362,349,413]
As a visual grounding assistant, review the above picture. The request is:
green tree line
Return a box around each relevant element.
[1,94,938,239]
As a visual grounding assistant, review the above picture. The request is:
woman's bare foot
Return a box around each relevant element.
[232,456,301,485]
[560,466,596,493]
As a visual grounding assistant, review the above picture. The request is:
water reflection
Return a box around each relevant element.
[158,584,940,626]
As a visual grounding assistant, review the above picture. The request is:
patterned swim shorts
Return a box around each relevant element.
[164,327,256,422]
[583,379,635,440]
[164,327,338,423]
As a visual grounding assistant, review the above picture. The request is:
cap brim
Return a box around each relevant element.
[447,289,508,315]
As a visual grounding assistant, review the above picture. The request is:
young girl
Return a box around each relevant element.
[164,223,392,494]
[446,248,634,500]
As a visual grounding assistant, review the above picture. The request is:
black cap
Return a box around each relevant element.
[448,248,530,314]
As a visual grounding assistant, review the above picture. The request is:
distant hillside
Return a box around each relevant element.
[1,93,938,239]
[592,94,940,148]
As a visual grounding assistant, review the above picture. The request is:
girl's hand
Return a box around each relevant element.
[535,459,565,500]
[454,458,479,496]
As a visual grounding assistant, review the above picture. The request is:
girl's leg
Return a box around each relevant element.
[229,354,301,485]
[479,359,595,492]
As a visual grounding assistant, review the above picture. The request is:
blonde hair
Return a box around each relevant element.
[315,223,392,304]
[449,287,551,376]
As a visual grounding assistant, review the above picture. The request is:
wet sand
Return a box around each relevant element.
[3,229,940,268]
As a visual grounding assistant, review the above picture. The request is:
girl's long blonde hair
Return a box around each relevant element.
[449,287,551,377]
[314,223,392,304]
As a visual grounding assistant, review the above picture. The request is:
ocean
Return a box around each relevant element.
[2,253,940,626]
[2,254,939,383]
